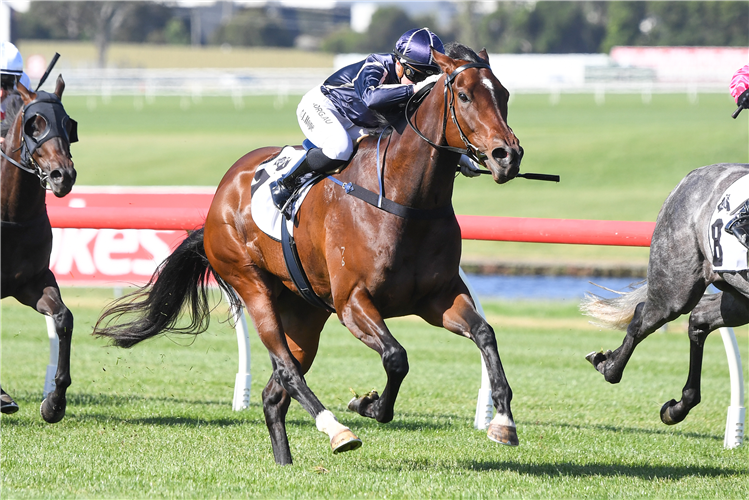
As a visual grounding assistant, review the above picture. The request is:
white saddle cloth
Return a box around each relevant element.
[709,174,749,271]
[250,146,315,241]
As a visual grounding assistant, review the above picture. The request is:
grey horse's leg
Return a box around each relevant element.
[592,275,708,385]
[661,289,749,424]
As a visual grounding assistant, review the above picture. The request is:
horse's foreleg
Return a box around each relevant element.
[429,292,518,446]
[16,274,72,423]
[341,287,408,424]
[0,385,20,414]
[661,291,749,425]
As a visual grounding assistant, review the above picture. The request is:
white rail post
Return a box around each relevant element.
[224,290,251,411]
[719,326,745,449]
[459,267,494,429]
[43,316,59,398]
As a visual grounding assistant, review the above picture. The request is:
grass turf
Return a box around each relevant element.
[1,289,747,498]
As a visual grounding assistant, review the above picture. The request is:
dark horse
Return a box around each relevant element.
[93,44,524,464]
[582,163,749,425]
[1,76,78,421]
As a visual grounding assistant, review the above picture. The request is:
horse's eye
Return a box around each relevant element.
[458,92,469,103]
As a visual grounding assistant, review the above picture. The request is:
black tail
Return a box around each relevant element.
[93,228,239,348]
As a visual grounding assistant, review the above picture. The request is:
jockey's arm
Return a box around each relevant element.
[356,60,414,112]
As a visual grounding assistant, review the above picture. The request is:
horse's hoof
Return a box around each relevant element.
[585,350,611,375]
[40,397,66,424]
[330,429,362,454]
[347,390,379,415]
[1,394,19,414]
[487,423,519,446]
[660,399,681,426]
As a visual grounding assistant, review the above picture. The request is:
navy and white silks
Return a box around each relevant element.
[296,53,416,162]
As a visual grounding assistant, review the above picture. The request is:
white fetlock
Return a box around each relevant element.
[315,410,362,453]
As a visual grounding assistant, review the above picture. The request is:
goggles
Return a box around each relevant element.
[394,51,439,83]
[1,73,18,92]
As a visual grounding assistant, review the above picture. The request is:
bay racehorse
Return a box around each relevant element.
[93,44,524,465]
[1,76,78,421]
[582,162,749,426]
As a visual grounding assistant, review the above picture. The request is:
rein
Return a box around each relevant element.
[405,62,492,164]
[0,147,50,189]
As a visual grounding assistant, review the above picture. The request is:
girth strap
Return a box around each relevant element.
[280,218,336,313]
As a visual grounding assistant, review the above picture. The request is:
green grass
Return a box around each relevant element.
[2,289,747,498]
[59,91,748,266]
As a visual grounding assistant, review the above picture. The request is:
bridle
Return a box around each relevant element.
[0,92,77,190]
[405,62,493,164]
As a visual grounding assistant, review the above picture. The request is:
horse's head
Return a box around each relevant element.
[432,45,523,184]
[13,75,78,197]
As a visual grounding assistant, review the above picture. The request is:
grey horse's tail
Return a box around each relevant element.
[580,281,649,330]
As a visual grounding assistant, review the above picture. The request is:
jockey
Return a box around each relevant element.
[1,41,31,143]
[270,27,482,213]
[725,64,749,248]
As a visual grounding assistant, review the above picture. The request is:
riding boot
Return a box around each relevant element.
[726,200,749,249]
[270,155,314,211]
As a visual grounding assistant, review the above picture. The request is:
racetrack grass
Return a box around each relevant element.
[2,289,747,498]
[59,91,748,267]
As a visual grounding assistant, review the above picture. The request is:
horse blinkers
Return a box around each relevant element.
[21,92,78,164]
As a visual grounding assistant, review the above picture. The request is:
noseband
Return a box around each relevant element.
[406,62,493,164]
[0,91,78,190]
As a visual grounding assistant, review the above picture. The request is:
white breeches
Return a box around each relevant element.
[297,86,374,161]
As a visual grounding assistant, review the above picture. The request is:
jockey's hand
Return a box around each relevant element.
[413,74,441,93]
[738,88,749,109]
[458,154,482,178]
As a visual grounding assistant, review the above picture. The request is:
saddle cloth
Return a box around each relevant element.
[709,173,749,271]
[250,146,314,241]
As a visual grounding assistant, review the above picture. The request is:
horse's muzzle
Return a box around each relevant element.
[489,145,523,184]
[48,164,77,197]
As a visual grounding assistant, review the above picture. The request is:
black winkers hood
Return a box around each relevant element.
[21,90,78,164]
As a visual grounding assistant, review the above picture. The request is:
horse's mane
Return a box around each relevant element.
[444,42,487,65]
[0,92,23,138]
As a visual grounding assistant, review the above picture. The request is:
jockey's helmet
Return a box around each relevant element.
[1,42,23,91]
[394,28,444,82]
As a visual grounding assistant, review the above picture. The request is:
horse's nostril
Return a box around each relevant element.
[492,147,508,160]
[50,170,63,181]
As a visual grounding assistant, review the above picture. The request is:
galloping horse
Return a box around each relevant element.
[1,76,78,421]
[582,163,749,425]
[93,44,524,465]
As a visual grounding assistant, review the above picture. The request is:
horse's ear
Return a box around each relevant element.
[54,74,65,99]
[16,81,33,103]
[432,48,457,74]
[478,48,490,65]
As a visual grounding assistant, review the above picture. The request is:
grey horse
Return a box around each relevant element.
[581,162,749,425]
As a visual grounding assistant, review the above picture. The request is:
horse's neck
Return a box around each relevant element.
[1,126,46,223]
[377,97,459,210]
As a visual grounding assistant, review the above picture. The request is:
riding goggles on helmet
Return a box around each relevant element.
[394,50,439,83]
[1,73,18,91]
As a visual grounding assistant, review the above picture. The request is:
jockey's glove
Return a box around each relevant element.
[738,88,749,109]
[458,154,482,178]
[413,74,442,93]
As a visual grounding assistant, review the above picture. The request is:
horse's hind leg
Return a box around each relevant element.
[661,290,749,425]
[15,271,73,423]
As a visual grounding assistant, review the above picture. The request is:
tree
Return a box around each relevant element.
[14,1,131,67]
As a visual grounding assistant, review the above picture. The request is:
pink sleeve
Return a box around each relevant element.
[730,65,749,103]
